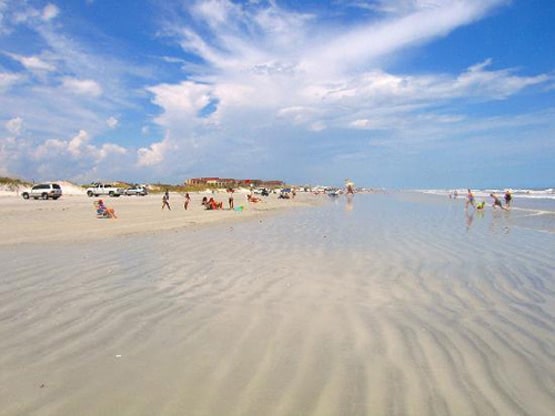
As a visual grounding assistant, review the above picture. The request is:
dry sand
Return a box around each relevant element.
[0,191,320,246]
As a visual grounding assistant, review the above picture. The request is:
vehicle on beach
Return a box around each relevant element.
[21,183,63,200]
[253,188,270,196]
[124,185,148,196]
[86,183,124,197]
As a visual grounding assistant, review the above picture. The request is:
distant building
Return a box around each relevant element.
[186,177,284,188]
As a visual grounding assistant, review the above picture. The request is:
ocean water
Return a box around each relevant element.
[1,192,554,415]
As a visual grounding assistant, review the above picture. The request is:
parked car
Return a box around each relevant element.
[253,188,270,196]
[21,183,62,200]
[85,183,123,197]
[124,185,148,196]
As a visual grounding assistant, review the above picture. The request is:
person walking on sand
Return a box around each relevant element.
[465,189,475,209]
[162,190,171,210]
[184,192,190,210]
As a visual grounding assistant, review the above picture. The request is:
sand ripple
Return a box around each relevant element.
[1,194,554,415]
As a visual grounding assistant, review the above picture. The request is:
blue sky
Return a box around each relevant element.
[0,0,553,188]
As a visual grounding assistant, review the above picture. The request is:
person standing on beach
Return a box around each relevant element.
[504,190,512,208]
[227,188,234,209]
[465,189,475,209]
[184,193,190,210]
[162,190,171,210]
[345,179,355,195]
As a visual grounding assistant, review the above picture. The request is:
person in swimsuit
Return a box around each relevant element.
[162,190,171,210]
[465,189,475,209]
[227,188,234,209]
[490,193,508,210]
[95,199,117,219]
[504,190,512,207]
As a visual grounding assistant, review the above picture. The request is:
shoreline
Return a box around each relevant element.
[0,192,324,246]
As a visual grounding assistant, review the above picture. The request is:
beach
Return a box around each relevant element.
[1,192,554,415]
[0,191,320,246]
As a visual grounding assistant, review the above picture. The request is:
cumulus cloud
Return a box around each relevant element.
[146,81,217,134]
[148,0,538,138]
[106,116,119,128]
[137,137,175,167]
[136,0,553,186]
[42,3,59,21]
[67,129,89,156]
[61,77,102,97]
[32,129,126,162]
[5,116,23,135]
[1,0,552,185]
[148,81,213,117]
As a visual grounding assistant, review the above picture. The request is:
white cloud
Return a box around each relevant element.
[1,0,552,186]
[32,129,126,162]
[137,137,174,167]
[302,1,507,77]
[140,0,551,183]
[42,4,59,21]
[0,72,22,90]
[7,53,56,72]
[98,143,126,159]
[361,0,455,15]
[153,0,532,137]
[61,77,102,97]
[5,116,23,135]
[12,7,40,25]
[451,59,549,99]
[147,81,213,127]
[106,116,119,128]
[67,129,89,157]
[351,119,370,129]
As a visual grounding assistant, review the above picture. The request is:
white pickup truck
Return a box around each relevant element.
[86,183,124,197]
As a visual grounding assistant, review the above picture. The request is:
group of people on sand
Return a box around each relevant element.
[95,189,261,219]
[162,189,242,211]
[465,189,512,211]
[201,196,224,210]
[163,191,193,210]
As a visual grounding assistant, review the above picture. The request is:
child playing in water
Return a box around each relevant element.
[490,193,508,210]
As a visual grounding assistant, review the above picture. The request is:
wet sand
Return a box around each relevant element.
[1,193,554,415]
